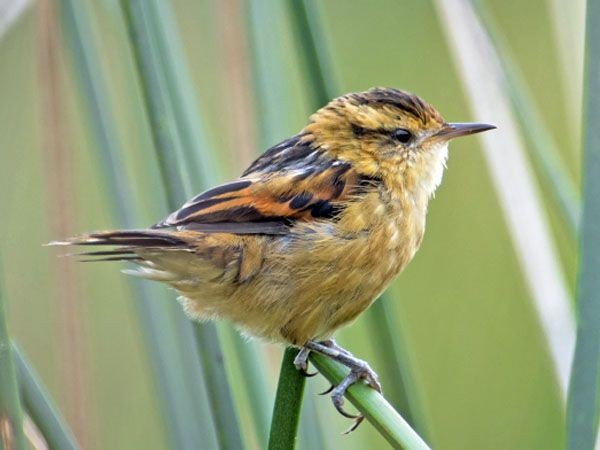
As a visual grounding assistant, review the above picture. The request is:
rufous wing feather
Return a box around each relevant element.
[152,135,374,234]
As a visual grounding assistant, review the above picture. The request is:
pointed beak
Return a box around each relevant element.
[434,122,496,141]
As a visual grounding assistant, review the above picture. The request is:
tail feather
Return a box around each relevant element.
[51,228,235,285]
[52,229,188,246]
[49,229,192,262]
[81,256,143,263]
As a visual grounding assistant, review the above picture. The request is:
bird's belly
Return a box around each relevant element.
[175,205,425,346]
[234,214,422,345]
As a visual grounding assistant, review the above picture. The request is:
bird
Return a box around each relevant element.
[53,87,494,431]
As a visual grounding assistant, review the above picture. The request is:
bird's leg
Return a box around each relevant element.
[304,340,382,432]
[319,339,353,356]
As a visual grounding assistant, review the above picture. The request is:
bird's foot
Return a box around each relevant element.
[293,345,317,377]
[302,339,382,433]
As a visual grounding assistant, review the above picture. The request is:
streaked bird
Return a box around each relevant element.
[54,87,494,430]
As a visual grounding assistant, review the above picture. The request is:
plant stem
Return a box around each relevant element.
[310,354,431,450]
[268,348,306,450]
[435,0,575,396]
[118,1,244,448]
[58,1,221,448]
[566,0,600,447]
[192,324,244,450]
[470,0,580,236]
[0,270,26,450]
[139,1,273,444]
[367,299,429,435]
[12,343,79,450]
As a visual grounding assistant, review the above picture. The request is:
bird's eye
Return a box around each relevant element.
[351,124,366,137]
[391,128,412,143]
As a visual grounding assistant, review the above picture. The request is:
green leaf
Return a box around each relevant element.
[12,343,79,450]
[0,269,26,450]
[566,0,600,447]
[470,0,580,236]
[118,1,246,448]
[58,1,221,448]
[434,0,575,396]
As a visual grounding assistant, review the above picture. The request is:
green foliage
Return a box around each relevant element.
[13,343,80,450]
[0,272,26,450]
[268,348,307,450]
[566,0,600,447]
[0,0,592,448]
[59,0,221,447]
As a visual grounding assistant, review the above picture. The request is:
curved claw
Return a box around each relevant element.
[332,394,360,419]
[303,340,381,433]
[343,415,365,435]
[299,369,318,377]
[363,373,382,393]
[318,384,334,395]
[330,370,360,419]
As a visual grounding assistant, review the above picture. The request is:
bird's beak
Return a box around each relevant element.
[434,122,496,141]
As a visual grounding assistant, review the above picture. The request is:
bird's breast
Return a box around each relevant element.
[334,190,426,289]
[262,190,427,343]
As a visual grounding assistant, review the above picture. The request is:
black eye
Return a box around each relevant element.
[391,128,412,143]
[351,124,366,137]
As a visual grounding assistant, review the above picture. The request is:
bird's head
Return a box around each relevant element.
[302,87,495,197]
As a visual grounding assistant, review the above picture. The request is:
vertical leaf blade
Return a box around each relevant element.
[12,343,79,450]
[58,1,220,448]
[118,1,245,448]
[140,2,274,444]
[434,0,575,396]
[471,0,580,236]
[0,269,27,450]
[566,0,600,447]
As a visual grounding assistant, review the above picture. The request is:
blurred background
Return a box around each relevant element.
[0,0,584,449]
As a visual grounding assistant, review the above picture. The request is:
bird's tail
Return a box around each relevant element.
[48,229,192,262]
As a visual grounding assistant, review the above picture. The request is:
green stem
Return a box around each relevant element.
[0,270,26,450]
[367,298,429,436]
[286,0,334,108]
[12,343,79,450]
[142,0,219,188]
[227,328,272,447]
[118,0,191,206]
[310,354,431,450]
[245,2,326,446]
[470,0,580,236]
[59,1,220,448]
[566,0,600,447]
[118,1,244,447]
[268,348,306,450]
[192,324,244,450]
[139,1,273,444]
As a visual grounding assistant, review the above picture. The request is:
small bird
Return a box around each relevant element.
[55,87,494,430]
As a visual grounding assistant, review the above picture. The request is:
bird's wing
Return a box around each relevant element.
[153,135,375,235]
